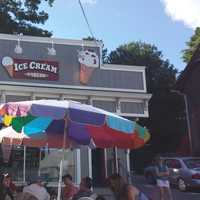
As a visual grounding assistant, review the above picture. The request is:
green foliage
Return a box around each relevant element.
[108,41,185,155]
[108,42,177,92]
[0,0,54,36]
[182,27,200,63]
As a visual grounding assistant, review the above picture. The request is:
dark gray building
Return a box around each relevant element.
[0,33,151,186]
[176,46,200,156]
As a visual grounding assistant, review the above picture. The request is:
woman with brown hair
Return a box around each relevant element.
[107,174,150,200]
[0,173,16,200]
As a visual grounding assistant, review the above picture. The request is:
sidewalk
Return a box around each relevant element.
[94,175,200,200]
[132,175,200,200]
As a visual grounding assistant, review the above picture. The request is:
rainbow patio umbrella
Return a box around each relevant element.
[0,99,150,200]
[0,99,150,149]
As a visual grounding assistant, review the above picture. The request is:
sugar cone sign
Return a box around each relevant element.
[2,56,59,80]
[2,56,14,77]
[78,50,99,84]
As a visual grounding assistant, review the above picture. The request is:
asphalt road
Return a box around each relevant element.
[133,175,200,200]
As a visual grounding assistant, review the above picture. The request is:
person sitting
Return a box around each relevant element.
[62,174,78,200]
[0,173,16,200]
[22,176,50,200]
[72,177,97,200]
[4,173,17,194]
[107,173,150,200]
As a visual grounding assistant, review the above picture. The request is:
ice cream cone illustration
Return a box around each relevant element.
[79,64,95,84]
[2,56,14,77]
[78,50,99,84]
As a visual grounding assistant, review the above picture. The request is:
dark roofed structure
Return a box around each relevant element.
[176,44,200,90]
[176,45,200,155]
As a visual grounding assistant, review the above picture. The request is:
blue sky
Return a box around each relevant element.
[41,0,198,71]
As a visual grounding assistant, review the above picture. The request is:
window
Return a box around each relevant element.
[165,159,182,169]
[120,101,145,114]
[39,148,76,183]
[183,159,200,169]
[6,95,31,102]
[26,147,40,183]
[0,145,77,184]
[0,145,24,182]
[92,100,116,113]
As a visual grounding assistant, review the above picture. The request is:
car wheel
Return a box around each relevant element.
[178,178,187,192]
[145,173,156,184]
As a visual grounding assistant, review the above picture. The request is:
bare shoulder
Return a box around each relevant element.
[127,185,140,195]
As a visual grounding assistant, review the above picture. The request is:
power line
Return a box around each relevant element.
[78,0,96,40]
[78,0,101,65]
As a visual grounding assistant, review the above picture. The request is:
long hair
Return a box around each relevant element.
[107,174,127,193]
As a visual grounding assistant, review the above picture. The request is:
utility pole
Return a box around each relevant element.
[171,90,193,155]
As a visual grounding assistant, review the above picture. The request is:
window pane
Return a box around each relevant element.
[6,95,31,102]
[120,102,145,114]
[39,148,76,183]
[183,159,200,169]
[0,145,24,183]
[25,147,40,183]
[173,160,182,169]
[165,159,172,168]
[93,100,116,112]
[167,159,181,169]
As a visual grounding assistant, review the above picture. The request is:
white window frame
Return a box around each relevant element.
[119,99,149,117]
[100,64,147,93]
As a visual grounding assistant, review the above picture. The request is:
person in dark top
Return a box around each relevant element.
[4,174,16,194]
[72,177,97,200]
[107,173,150,200]
[0,173,15,200]
[155,156,173,200]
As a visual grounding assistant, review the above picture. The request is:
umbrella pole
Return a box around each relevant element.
[23,146,26,184]
[38,148,41,177]
[57,160,63,200]
[57,115,68,200]
[113,147,119,174]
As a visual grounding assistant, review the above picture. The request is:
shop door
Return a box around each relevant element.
[92,148,106,187]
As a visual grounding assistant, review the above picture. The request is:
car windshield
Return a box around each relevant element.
[183,159,200,169]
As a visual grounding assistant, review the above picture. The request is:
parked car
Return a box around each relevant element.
[144,157,200,191]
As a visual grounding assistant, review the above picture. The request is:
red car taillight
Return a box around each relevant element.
[192,174,200,179]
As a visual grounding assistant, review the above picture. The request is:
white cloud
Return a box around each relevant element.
[80,0,97,4]
[161,0,200,29]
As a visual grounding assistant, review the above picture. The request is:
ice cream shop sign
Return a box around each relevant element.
[1,56,59,80]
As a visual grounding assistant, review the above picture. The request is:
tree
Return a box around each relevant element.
[182,27,200,63]
[108,42,185,165]
[108,42,177,92]
[0,0,54,37]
